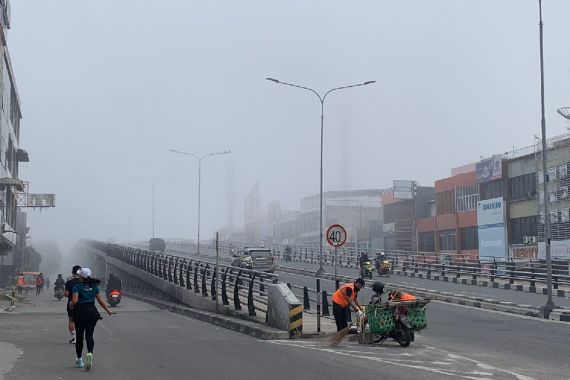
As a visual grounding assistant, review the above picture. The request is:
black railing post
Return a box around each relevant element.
[186,260,192,290]
[194,263,200,293]
[222,268,230,305]
[234,271,242,310]
[202,265,209,297]
[173,258,179,284]
[179,259,185,287]
[321,290,330,316]
[248,273,257,316]
[211,267,217,301]
[303,286,310,310]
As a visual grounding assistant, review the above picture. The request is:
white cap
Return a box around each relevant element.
[78,268,92,278]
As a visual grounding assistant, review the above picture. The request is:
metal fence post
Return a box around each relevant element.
[234,270,242,310]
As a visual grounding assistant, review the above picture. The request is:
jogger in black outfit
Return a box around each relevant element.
[71,268,114,370]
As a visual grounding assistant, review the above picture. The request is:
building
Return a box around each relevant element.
[0,0,28,287]
[272,189,389,247]
[383,181,435,252]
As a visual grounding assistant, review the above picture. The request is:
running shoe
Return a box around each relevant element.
[75,358,84,368]
[85,353,93,370]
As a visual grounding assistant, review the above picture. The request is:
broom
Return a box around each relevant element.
[329,326,351,347]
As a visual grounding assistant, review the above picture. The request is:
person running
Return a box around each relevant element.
[35,273,44,296]
[64,266,82,344]
[71,268,114,370]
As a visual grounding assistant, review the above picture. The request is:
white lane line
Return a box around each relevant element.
[447,354,534,380]
[99,323,113,343]
[267,341,482,379]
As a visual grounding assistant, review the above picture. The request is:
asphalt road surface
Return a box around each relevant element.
[1,285,569,379]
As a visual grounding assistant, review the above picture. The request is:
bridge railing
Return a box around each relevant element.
[165,239,570,292]
[87,241,279,318]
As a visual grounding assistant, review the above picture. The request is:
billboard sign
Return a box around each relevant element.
[393,180,414,200]
[27,194,55,208]
[538,240,570,260]
[477,197,507,257]
[476,157,502,183]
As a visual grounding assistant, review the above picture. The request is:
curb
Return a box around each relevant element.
[124,292,291,340]
[393,269,569,299]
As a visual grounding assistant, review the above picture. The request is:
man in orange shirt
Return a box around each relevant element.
[331,278,365,332]
[16,273,25,294]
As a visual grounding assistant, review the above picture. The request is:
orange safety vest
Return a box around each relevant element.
[400,292,416,301]
[332,283,358,308]
[16,276,25,287]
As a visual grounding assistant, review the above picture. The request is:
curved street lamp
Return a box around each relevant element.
[266,77,375,277]
[170,149,231,253]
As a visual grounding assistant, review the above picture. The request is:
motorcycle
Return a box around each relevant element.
[361,261,374,279]
[377,260,390,277]
[360,303,416,347]
[107,289,121,307]
[54,287,64,301]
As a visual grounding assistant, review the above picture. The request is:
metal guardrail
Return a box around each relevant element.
[166,239,570,293]
[86,241,279,317]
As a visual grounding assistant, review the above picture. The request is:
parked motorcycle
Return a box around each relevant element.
[361,261,374,279]
[376,305,415,347]
[54,287,64,301]
[107,289,121,307]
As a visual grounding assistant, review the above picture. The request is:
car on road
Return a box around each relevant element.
[231,247,275,273]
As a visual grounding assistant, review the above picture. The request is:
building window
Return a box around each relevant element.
[510,216,538,244]
[456,185,479,212]
[419,232,435,252]
[460,227,478,250]
[480,179,504,200]
[509,173,536,201]
[439,229,456,251]
[436,190,455,215]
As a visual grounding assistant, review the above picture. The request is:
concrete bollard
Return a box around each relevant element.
[267,283,302,338]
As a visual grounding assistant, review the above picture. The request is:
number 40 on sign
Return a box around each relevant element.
[326,224,347,248]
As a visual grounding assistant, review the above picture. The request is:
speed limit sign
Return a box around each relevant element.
[326,224,347,248]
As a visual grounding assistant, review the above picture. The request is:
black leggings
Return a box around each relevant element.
[333,302,349,332]
[75,319,97,358]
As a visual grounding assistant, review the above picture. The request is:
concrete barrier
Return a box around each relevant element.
[267,283,302,337]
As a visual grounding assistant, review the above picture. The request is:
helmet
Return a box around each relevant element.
[355,278,365,288]
[372,281,385,294]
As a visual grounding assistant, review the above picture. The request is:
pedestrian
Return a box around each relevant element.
[45,276,50,290]
[16,273,24,294]
[35,273,44,296]
[71,268,114,370]
[331,278,365,332]
[64,266,82,344]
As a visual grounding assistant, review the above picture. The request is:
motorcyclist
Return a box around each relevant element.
[359,251,370,277]
[105,274,122,299]
[54,274,65,292]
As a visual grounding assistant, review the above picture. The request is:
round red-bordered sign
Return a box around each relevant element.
[326,224,347,248]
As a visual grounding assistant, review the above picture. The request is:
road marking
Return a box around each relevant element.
[266,340,535,380]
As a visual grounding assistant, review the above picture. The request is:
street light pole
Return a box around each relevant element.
[537,0,555,317]
[266,77,375,277]
[131,175,173,241]
[170,149,231,254]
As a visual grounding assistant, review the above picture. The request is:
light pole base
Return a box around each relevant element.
[541,303,557,319]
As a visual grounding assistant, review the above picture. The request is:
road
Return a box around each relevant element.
[1,291,569,379]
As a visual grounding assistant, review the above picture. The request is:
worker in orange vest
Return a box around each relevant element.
[388,290,417,301]
[331,278,365,331]
[16,273,25,294]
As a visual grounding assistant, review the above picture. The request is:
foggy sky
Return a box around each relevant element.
[8,1,570,249]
